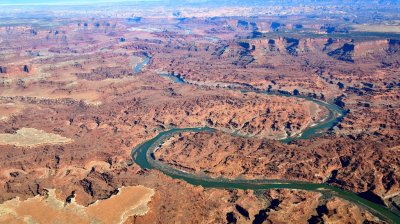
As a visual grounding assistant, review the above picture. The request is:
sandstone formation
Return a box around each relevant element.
[0,186,154,224]
[0,1,399,223]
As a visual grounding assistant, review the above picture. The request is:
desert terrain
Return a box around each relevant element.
[0,0,399,223]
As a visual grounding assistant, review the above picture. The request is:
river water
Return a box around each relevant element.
[133,56,150,74]
[131,72,400,223]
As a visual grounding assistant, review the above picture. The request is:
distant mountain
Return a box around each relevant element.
[2,0,399,6]
[0,0,162,5]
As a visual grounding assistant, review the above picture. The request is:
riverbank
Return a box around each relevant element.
[132,127,400,223]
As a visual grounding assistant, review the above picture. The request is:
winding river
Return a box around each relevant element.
[131,73,400,223]
[133,56,151,74]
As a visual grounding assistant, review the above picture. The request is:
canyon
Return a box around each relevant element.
[0,0,399,223]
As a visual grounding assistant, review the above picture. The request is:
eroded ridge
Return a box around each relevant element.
[0,186,155,224]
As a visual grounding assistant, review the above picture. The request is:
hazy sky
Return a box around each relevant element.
[0,0,161,5]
